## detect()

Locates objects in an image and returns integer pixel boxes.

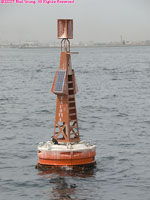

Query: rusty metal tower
[51,19,80,143]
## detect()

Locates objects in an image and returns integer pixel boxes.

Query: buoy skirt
[37,141,96,167]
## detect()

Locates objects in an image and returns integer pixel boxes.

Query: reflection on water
[37,167,96,200]
[37,166,96,177]
[49,176,76,200]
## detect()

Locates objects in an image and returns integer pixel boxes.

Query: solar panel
[54,70,66,93]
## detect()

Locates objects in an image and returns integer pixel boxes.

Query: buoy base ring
[36,161,96,170]
[37,140,96,168]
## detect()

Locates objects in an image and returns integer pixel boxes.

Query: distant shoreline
[0,44,150,49]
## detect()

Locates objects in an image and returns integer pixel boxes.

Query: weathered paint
[37,141,96,166]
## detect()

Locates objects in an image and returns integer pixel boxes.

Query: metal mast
[51,19,80,143]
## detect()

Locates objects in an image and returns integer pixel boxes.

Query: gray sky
[0,0,150,43]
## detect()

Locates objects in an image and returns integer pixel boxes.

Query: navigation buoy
[37,19,96,168]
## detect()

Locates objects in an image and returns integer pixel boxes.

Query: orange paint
[38,150,96,166]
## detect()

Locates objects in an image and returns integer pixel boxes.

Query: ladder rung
[69,113,76,116]
[69,107,76,110]
[68,88,74,90]
[69,101,75,103]
[70,120,77,122]
[68,81,73,83]
[69,95,74,98]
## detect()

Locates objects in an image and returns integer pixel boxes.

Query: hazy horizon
[0,0,150,43]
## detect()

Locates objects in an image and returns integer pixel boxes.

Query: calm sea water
[0,46,150,200]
